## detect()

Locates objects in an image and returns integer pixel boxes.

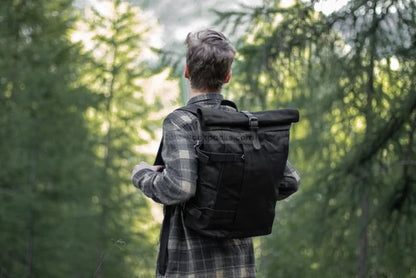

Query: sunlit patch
[390,57,400,71]
[354,117,365,131]
[314,0,350,15]
[310,262,319,270]
[280,0,295,8]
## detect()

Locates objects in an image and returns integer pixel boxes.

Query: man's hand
[131,162,164,181]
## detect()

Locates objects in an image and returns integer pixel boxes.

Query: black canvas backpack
[155,99,299,274]
[156,99,299,236]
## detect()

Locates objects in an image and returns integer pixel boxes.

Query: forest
[0,0,415,277]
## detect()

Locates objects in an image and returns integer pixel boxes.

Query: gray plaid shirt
[132,93,300,277]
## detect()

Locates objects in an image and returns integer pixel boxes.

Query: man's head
[185,29,235,92]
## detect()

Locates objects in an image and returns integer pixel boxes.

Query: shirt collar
[186,93,224,105]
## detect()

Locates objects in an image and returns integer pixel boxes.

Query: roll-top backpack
[180,100,299,238]
[155,99,299,274]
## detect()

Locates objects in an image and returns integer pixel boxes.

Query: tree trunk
[25,146,37,278]
[357,188,369,278]
[95,41,118,278]
[357,4,377,275]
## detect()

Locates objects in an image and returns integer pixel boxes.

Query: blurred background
[0,0,415,277]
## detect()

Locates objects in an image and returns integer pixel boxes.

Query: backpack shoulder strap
[157,205,174,275]
[154,138,164,166]
[217,99,238,111]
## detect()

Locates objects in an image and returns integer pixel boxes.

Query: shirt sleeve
[132,111,198,205]
[277,160,301,200]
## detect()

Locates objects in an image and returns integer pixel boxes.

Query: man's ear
[184,64,190,79]
[224,70,232,84]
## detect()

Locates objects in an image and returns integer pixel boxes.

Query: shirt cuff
[132,168,154,190]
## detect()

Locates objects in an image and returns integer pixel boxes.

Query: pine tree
[216,0,416,277]
[0,0,100,277]
[76,1,160,277]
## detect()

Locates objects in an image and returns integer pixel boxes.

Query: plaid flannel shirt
[132,93,301,278]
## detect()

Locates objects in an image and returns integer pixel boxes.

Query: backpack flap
[197,108,299,128]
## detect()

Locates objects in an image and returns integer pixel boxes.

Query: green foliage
[0,0,101,276]
[0,0,159,277]
[77,1,160,277]
[2,0,415,277]
[217,0,416,277]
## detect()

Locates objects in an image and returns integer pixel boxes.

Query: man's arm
[277,161,301,200]
[131,111,198,205]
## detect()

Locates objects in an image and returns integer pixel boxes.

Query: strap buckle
[248,116,258,130]
[241,111,261,150]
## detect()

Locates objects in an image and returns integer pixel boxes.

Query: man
[131,29,300,277]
